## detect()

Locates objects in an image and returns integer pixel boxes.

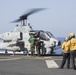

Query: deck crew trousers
[36,46,41,56]
[70,50,76,69]
[60,53,70,68]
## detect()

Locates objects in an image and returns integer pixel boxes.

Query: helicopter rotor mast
[12,8,46,26]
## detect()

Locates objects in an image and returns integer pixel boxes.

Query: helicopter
[0,8,61,55]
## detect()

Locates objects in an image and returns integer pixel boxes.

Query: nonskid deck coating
[0,55,76,75]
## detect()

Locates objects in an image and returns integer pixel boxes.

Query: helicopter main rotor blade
[11,19,21,23]
[12,8,46,23]
[20,8,46,19]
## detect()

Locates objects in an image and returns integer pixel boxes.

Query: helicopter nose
[57,41,61,46]
[53,40,61,46]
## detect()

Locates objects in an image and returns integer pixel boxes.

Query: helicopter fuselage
[0,25,61,54]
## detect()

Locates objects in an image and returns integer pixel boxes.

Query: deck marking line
[0,58,20,61]
[45,60,59,68]
[45,57,59,68]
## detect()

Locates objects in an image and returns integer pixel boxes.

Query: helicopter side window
[17,32,23,40]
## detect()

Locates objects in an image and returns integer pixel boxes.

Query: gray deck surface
[0,55,76,75]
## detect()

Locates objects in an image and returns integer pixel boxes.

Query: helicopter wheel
[21,48,29,56]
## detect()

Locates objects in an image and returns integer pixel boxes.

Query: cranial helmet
[69,32,75,38]
[64,36,69,41]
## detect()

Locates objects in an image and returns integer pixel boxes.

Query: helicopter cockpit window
[40,31,49,40]
[45,31,54,38]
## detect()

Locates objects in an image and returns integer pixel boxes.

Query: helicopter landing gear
[12,51,15,56]
[45,47,54,55]
[5,50,8,54]
[23,48,29,55]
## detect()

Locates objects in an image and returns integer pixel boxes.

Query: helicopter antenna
[11,8,46,26]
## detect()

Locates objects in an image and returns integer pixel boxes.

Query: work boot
[73,67,76,70]
[58,66,63,69]
[67,66,70,69]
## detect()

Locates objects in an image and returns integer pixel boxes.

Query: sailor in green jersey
[29,34,35,56]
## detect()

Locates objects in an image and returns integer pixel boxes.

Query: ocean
[54,37,64,54]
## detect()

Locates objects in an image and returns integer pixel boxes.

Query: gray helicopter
[0,8,61,55]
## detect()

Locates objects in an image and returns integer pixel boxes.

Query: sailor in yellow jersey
[60,36,70,69]
[67,33,76,70]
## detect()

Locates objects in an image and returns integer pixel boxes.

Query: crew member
[36,38,43,56]
[67,33,76,70]
[35,31,42,56]
[60,36,70,69]
[29,33,35,56]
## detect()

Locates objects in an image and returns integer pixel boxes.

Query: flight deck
[0,54,76,75]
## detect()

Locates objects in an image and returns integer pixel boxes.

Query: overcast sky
[0,0,76,37]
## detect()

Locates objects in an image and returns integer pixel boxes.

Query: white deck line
[45,57,59,68]
[0,58,20,61]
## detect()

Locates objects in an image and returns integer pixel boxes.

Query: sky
[0,0,76,37]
